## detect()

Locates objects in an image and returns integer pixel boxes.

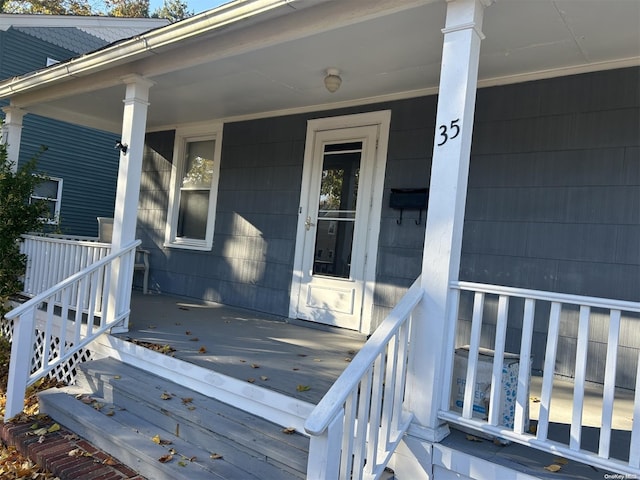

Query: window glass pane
[313,145,361,279]
[34,179,59,199]
[177,190,210,239]
[182,140,215,188]
[44,200,57,219]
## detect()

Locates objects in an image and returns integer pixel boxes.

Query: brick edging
[1,416,146,480]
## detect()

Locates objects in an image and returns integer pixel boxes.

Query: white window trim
[31,176,63,225]
[164,124,223,251]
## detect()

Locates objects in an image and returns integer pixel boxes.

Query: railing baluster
[352,368,373,479]
[537,301,561,441]
[41,300,56,370]
[488,295,508,426]
[364,354,385,476]
[391,321,410,438]
[380,333,398,447]
[598,309,621,458]
[630,351,640,468]
[463,292,484,419]
[515,298,535,434]
[440,287,461,412]
[570,306,590,451]
[340,391,357,477]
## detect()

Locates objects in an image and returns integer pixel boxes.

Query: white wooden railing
[20,234,111,297]
[305,278,423,480]
[3,241,140,420]
[439,281,640,476]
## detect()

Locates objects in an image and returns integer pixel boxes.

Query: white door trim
[289,110,391,334]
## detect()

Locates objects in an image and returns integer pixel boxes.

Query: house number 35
[437,119,461,146]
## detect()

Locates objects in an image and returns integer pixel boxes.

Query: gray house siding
[0,26,121,237]
[458,66,640,388]
[137,67,638,386]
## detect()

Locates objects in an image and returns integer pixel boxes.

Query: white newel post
[405,0,492,444]
[1,106,25,173]
[108,75,153,332]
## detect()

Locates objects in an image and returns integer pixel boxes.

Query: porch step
[38,357,309,480]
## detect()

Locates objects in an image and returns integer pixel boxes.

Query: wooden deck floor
[120,291,366,405]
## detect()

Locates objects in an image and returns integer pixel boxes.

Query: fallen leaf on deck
[296,385,311,392]
[113,375,121,380]
[106,410,115,417]
[282,427,296,435]
[80,396,94,404]
[198,346,207,354]
[178,460,187,467]
[211,453,223,460]
[529,424,538,434]
[260,376,268,381]
[160,393,172,400]
[185,331,192,335]
[465,435,483,442]
[531,396,540,403]
[158,454,173,463]
[344,358,352,362]
[251,363,260,368]
[239,359,247,363]
[313,358,322,362]
[103,457,118,465]
[47,423,60,433]
[152,434,172,445]
[247,378,256,383]
[181,397,193,404]
[64,433,79,440]
[31,428,48,436]
[169,448,177,454]
[544,464,562,472]
[348,350,356,355]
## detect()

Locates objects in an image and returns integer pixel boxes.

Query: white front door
[291,112,390,331]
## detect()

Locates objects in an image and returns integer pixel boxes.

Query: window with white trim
[165,125,223,250]
[31,177,63,225]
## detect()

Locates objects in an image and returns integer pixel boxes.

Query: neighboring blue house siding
[0,26,120,236]
[18,115,119,236]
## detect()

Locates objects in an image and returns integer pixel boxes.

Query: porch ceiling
[2,0,639,133]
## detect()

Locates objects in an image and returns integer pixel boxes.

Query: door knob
[304,216,316,231]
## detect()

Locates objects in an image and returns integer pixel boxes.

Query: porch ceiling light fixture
[324,68,342,93]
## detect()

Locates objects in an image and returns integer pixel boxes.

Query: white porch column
[1,106,25,173]
[406,0,492,442]
[112,74,153,249]
[108,74,153,332]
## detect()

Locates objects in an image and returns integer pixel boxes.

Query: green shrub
[0,141,48,317]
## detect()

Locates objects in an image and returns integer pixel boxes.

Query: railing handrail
[304,276,423,436]
[21,233,109,247]
[6,240,139,320]
[452,280,640,313]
